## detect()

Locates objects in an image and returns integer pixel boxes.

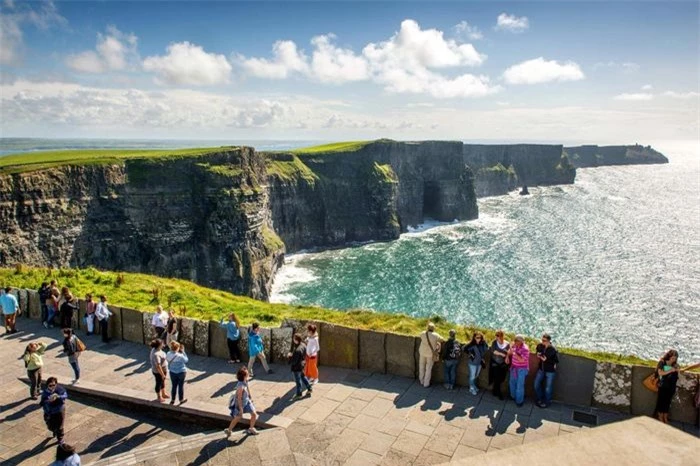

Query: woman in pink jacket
[507,335,530,407]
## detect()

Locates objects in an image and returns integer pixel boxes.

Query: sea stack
[520,185,530,195]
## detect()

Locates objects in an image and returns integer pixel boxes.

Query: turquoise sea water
[272,140,700,363]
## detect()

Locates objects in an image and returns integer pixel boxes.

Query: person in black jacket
[288,333,313,401]
[534,333,559,408]
[38,282,50,324]
[59,290,78,330]
[441,329,462,390]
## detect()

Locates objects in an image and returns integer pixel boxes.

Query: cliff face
[0,148,283,300]
[565,145,669,168]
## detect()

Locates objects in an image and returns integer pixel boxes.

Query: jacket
[290,343,306,372]
[24,343,47,370]
[41,385,68,415]
[248,330,264,357]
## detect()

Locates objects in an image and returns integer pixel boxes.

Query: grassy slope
[0,148,229,174]
[1,267,653,366]
[292,140,373,154]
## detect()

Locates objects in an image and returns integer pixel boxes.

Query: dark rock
[520,185,530,195]
[565,144,668,168]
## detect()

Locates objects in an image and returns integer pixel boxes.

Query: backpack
[75,337,87,352]
[448,340,462,360]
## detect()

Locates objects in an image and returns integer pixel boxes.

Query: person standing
[304,324,320,384]
[224,366,259,437]
[151,305,168,340]
[59,290,78,330]
[165,310,178,351]
[166,341,188,405]
[84,294,96,336]
[289,333,313,400]
[44,280,60,329]
[489,330,510,400]
[507,335,530,407]
[41,377,68,443]
[418,323,443,388]
[149,339,169,402]
[95,295,112,343]
[220,313,241,363]
[465,331,489,395]
[441,329,462,390]
[247,323,272,377]
[534,333,559,408]
[39,282,50,326]
[23,341,47,399]
[62,328,84,384]
[0,286,19,334]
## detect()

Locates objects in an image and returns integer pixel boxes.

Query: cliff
[565,144,669,168]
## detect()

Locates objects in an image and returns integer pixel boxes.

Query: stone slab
[271,327,293,364]
[551,353,596,407]
[319,323,358,369]
[670,372,699,424]
[179,318,195,352]
[27,290,41,320]
[142,311,156,343]
[592,362,632,413]
[630,365,657,417]
[359,330,386,374]
[386,333,417,378]
[109,306,123,341]
[193,319,209,356]
[77,299,87,331]
[17,289,28,316]
[121,307,145,344]
[260,327,272,360]
[209,320,229,360]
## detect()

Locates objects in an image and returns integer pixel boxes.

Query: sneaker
[306,388,313,396]
[247,428,259,435]
[43,322,49,329]
[310,378,318,385]
[290,394,303,401]
[267,369,274,374]
[224,428,232,438]
[170,400,175,405]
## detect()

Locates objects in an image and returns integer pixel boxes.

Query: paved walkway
[2,319,698,465]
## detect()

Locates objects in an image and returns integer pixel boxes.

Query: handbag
[425,333,440,363]
[643,373,659,393]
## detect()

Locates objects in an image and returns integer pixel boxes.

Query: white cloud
[662,91,699,99]
[237,40,308,79]
[503,57,585,85]
[641,84,653,90]
[310,34,369,83]
[454,21,483,40]
[143,42,232,86]
[0,0,66,65]
[66,26,138,73]
[495,13,529,33]
[614,93,654,101]
[592,61,639,73]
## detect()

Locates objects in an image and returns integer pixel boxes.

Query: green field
[292,140,373,154]
[0,147,229,174]
[1,266,654,366]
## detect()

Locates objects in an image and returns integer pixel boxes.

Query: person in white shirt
[304,324,320,384]
[95,295,113,343]
[151,305,169,340]
[418,323,444,388]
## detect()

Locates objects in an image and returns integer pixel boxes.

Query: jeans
[69,360,80,380]
[100,319,109,342]
[170,371,186,402]
[534,370,556,405]
[509,367,528,405]
[444,359,458,386]
[41,304,48,323]
[293,371,311,396]
[468,364,482,392]
[46,304,56,326]
[27,368,42,397]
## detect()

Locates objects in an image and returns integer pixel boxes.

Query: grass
[478,163,516,176]
[265,155,320,185]
[262,225,285,252]
[1,266,656,365]
[0,147,231,174]
[292,140,373,155]
[373,162,398,183]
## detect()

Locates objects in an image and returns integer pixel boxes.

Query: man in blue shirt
[0,287,20,334]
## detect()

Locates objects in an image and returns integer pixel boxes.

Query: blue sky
[1,0,698,143]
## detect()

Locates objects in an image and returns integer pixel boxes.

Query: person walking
[220,313,241,363]
[465,331,489,395]
[149,339,169,402]
[534,333,559,408]
[84,294,96,336]
[224,366,259,437]
[289,333,313,400]
[304,324,320,384]
[507,335,530,407]
[151,305,168,340]
[59,290,78,330]
[165,309,178,350]
[0,286,19,334]
[418,323,443,388]
[23,341,47,399]
[62,328,85,384]
[95,295,112,343]
[44,280,60,329]
[247,323,272,377]
[41,377,68,443]
[51,443,81,466]
[441,329,462,390]
[489,330,510,400]
[166,341,188,405]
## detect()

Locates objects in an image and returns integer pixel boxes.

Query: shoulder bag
[642,372,659,393]
[425,333,440,363]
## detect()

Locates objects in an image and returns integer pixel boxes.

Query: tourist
[247,322,272,377]
[149,339,169,402]
[59,290,78,330]
[84,294,96,336]
[507,335,530,407]
[304,324,320,384]
[62,328,85,384]
[39,282,51,325]
[465,331,488,395]
[166,341,188,405]
[95,295,112,343]
[165,309,178,350]
[224,366,259,437]
[41,377,67,443]
[51,443,81,466]
[44,280,60,329]
[220,313,242,363]
[23,341,47,399]
[0,286,19,334]
[654,349,689,424]
[441,329,462,390]
[534,333,559,408]
[151,305,168,340]
[289,333,313,400]
[488,330,511,400]
[418,323,443,388]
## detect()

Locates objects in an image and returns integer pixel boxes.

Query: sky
[0,0,698,144]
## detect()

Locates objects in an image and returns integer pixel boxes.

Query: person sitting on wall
[533,333,559,408]
[418,323,443,388]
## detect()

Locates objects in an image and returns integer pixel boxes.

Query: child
[224,366,258,436]
[247,323,272,377]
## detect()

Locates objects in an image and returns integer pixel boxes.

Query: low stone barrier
[193,320,209,356]
[551,353,596,407]
[631,365,657,417]
[271,327,293,364]
[121,307,144,344]
[28,290,41,320]
[319,323,358,369]
[208,320,230,360]
[179,318,195,352]
[592,362,632,413]
[386,333,415,378]
[359,330,386,373]
[671,372,699,424]
[142,312,156,343]
[109,306,123,341]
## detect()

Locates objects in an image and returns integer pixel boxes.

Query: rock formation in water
[564,144,669,168]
